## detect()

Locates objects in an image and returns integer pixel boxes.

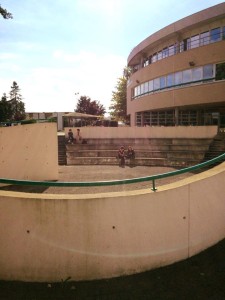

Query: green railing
[0,153,225,192]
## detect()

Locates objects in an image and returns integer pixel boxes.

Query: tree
[0,5,13,19]
[0,94,12,122]
[9,81,26,121]
[109,67,131,123]
[75,95,106,116]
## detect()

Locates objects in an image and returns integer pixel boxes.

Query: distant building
[127,3,225,127]
[26,112,70,131]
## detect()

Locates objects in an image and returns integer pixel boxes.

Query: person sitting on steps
[68,129,74,144]
[75,128,83,144]
[118,146,126,167]
[126,146,135,167]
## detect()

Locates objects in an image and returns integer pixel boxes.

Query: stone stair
[203,132,225,164]
[66,138,213,167]
[58,135,67,165]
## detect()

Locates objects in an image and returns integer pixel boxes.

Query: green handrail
[0,153,225,192]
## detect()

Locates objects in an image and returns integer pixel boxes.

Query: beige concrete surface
[0,123,58,181]
[0,163,225,282]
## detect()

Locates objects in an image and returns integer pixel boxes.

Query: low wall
[0,162,224,282]
[64,125,217,139]
[0,123,58,181]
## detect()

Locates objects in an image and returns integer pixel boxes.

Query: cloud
[19,50,126,113]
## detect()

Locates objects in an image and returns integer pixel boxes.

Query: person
[75,128,83,144]
[118,146,126,167]
[68,129,74,144]
[126,146,135,167]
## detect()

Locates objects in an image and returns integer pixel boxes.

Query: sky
[0,0,224,114]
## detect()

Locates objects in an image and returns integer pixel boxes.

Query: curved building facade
[127,3,225,127]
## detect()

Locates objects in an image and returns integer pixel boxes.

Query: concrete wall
[0,123,58,181]
[0,163,224,282]
[64,125,217,139]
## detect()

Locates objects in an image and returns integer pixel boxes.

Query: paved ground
[2,165,196,194]
[0,165,224,299]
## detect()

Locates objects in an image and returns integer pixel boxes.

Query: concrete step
[66,144,209,151]
[66,149,205,160]
[66,156,202,167]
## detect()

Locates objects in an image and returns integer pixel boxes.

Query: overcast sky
[0,0,223,113]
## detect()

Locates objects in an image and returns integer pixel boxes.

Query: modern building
[127,3,225,127]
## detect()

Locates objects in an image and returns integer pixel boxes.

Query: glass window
[137,85,141,96]
[190,35,199,49]
[174,71,182,85]
[182,70,192,83]
[203,64,214,79]
[144,82,148,93]
[200,31,210,46]
[149,80,153,92]
[152,53,157,63]
[168,45,175,56]
[160,76,166,89]
[180,41,184,52]
[136,113,142,126]
[140,83,145,94]
[162,47,169,58]
[157,51,162,60]
[153,78,160,90]
[192,67,202,81]
[149,55,152,64]
[223,26,225,40]
[210,27,221,43]
[143,58,149,67]
[215,63,225,81]
[167,74,174,87]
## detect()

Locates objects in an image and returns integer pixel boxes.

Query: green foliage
[109,66,131,123]
[216,63,225,81]
[9,81,26,121]
[0,94,12,122]
[0,82,26,122]
[20,119,37,125]
[0,5,13,19]
[75,95,106,116]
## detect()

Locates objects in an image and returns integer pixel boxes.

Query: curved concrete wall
[0,163,224,282]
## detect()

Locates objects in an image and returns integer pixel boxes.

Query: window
[137,85,141,96]
[157,51,162,60]
[160,76,166,89]
[143,58,149,67]
[162,47,169,58]
[210,27,221,43]
[216,62,225,81]
[203,64,214,79]
[182,70,192,83]
[192,67,202,82]
[152,53,157,63]
[134,87,138,98]
[167,74,174,87]
[140,83,145,94]
[136,113,142,126]
[223,27,225,40]
[149,80,153,92]
[190,35,199,49]
[168,45,175,56]
[144,82,149,93]
[153,78,160,90]
[200,31,210,46]
[180,38,189,51]
[174,71,182,85]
